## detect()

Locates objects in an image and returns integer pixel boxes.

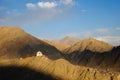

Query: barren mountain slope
[43,36,79,51]
[59,36,80,46]
[43,39,70,51]
[64,38,113,54]
[63,38,120,70]
[0,26,62,59]
[0,56,119,80]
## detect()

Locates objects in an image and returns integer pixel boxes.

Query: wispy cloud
[26,3,36,9]
[61,0,73,5]
[0,0,76,27]
[96,28,110,34]
[0,9,62,27]
[95,36,120,46]
[38,2,57,9]
[66,31,93,39]
[65,28,120,46]
[115,27,120,31]
[26,1,58,9]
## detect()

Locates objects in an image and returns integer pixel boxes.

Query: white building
[36,51,43,57]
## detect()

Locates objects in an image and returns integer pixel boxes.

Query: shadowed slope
[63,38,120,70]
[0,66,58,80]
[0,57,119,80]
[0,26,62,59]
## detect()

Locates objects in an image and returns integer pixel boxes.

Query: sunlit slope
[0,57,119,80]
[64,38,113,54]
[0,26,61,59]
[43,36,79,52]
[63,38,120,70]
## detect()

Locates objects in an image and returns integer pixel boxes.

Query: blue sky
[0,0,120,45]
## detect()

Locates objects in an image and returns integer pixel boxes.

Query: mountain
[59,36,80,46]
[0,26,62,59]
[64,37,113,54]
[43,36,79,51]
[43,39,70,52]
[63,38,120,70]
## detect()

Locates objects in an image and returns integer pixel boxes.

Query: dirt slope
[63,38,120,71]
[0,26,62,59]
[0,56,119,80]
[64,38,113,54]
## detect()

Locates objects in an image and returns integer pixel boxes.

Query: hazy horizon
[0,0,120,46]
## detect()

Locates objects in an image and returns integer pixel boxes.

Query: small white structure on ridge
[36,51,43,57]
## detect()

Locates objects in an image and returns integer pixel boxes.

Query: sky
[0,0,120,46]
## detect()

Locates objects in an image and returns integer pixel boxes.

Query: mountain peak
[64,37,113,53]
[62,36,75,39]
[86,37,96,41]
[0,26,61,59]
[60,36,79,46]
[43,36,80,51]
[0,26,22,30]
[82,37,102,44]
[11,26,24,31]
[0,26,24,33]
[0,26,9,29]
[61,36,79,41]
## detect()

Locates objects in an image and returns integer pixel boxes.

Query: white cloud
[0,1,64,26]
[0,9,61,27]
[26,3,36,9]
[65,28,120,46]
[65,31,93,39]
[0,0,77,27]
[25,0,74,10]
[38,2,57,9]
[115,27,120,30]
[26,2,58,9]
[95,36,120,46]
[96,28,110,34]
[0,0,76,26]
[61,0,73,5]
[0,4,62,27]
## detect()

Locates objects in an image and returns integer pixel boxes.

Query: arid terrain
[0,26,120,80]
[43,36,79,51]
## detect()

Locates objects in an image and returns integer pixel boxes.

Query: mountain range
[0,26,120,80]
[43,36,79,51]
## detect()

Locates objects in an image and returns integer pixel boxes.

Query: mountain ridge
[0,56,119,80]
[64,37,113,54]
[0,26,120,80]
[0,26,62,59]
[43,36,79,51]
